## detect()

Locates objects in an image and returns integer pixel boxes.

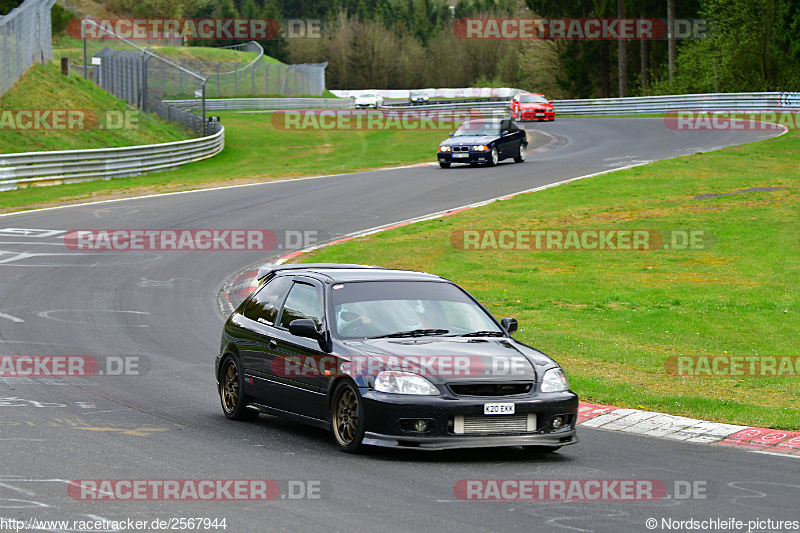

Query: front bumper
[519,110,554,120]
[438,151,492,164]
[359,389,578,450]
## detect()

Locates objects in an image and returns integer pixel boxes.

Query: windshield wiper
[369,328,450,339]
[459,331,506,337]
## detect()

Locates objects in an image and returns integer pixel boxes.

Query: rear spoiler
[256,263,380,285]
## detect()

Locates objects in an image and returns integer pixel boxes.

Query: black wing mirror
[289,319,323,340]
[448,132,454,137]
[289,319,331,351]
[500,317,518,334]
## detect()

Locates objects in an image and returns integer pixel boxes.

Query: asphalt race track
[0,118,797,533]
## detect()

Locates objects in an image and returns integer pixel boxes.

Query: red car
[510,92,555,121]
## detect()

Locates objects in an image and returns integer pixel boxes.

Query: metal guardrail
[553,92,799,115]
[0,127,224,192]
[165,98,353,111]
[384,96,512,107]
[381,92,800,115]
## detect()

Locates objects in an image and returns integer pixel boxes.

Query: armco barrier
[170,92,800,115]
[552,92,799,115]
[0,127,224,192]
[165,98,352,111]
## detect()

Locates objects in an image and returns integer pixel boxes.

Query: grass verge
[0,63,189,154]
[295,129,800,430]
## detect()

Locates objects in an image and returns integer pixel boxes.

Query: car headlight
[472,145,490,151]
[438,146,451,152]
[540,368,570,392]
[374,371,439,395]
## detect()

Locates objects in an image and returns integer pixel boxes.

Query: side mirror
[448,132,454,137]
[549,100,553,104]
[500,317,518,334]
[289,318,323,340]
[501,130,509,136]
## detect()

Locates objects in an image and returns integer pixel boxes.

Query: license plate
[484,403,515,415]
[535,113,544,117]
[452,152,468,158]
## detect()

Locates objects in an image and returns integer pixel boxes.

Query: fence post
[82,19,88,79]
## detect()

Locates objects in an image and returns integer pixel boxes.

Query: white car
[354,93,383,108]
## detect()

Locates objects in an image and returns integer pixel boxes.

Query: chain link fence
[0,0,57,97]
[80,17,222,136]
[77,17,327,135]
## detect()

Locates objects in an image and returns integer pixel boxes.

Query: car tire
[219,356,259,421]
[331,380,366,453]
[514,143,526,163]
[549,118,555,121]
[487,146,498,167]
[439,162,451,168]
[523,445,562,453]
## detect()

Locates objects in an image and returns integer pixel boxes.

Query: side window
[243,276,292,325]
[500,119,511,132]
[279,282,323,330]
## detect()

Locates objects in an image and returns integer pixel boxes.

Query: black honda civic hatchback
[216,264,578,453]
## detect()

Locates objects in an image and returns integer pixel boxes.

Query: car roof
[257,263,446,284]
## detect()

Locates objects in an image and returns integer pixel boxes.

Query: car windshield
[411,92,425,97]
[453,120,500,137]
[330,281,504,339]
[520,94,548,103]
[359,94,376,99]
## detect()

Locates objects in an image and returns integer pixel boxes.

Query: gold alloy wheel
[333,386,360,445]
[220,361,239,414]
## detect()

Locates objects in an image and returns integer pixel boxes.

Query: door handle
[269,339,277,349]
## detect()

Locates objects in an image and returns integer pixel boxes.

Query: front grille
[453,414,536,435]
[449,383,533,396]
[452,146,469,152]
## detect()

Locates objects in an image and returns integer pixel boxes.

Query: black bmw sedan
[216,264,578,453]
[437,118,527,168]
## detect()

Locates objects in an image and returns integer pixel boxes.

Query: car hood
[440,135,497,146]
[519,103,552,110]
[340,337,555,383]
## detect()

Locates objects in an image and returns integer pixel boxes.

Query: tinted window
[454,120,501,137]
[243,276,292,325]
[520,94,547,103]
[331,281,503,339]
[279,282,323,329]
